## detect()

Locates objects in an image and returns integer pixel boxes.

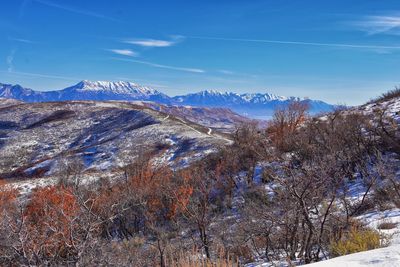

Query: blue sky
[1,0,400,105]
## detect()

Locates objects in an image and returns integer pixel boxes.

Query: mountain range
[0,80,334,119]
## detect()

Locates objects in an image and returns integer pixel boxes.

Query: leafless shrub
[238,104,391,264]
[267,100,309,152]
[367,86,400,104]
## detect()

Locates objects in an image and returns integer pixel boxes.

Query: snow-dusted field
[307,245,400,267]
[305,208,400,267]
[0,100,231,182]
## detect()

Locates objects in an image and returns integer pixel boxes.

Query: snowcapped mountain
[0,83,46,101]
[172,90,333,119]
[58,80,171,102]
[173,90,293,105]
[70,80,158,94]
[0,80,170,103]
[241,92,292,102]
[173,90,244,106]
[0,81,334,119]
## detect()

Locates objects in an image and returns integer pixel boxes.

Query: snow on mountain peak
[194,90,289,102]
[201,89,232,96]
[240,92,288,102]
[76,80,159,95]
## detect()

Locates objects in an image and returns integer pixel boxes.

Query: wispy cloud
[218,69,235,75]
[124,36,184,47]
[111,57,205,73]
[6,49,17,72]
[124,39,175,47]
[1,70,79,81]
[185,35,400,50]
[204,75,249,84]
[19,0,32,19]
[352,15,400,35]
[107,49,138,57]
[33,0,120,22]
[8,37,37,44]
[216,69,259,79]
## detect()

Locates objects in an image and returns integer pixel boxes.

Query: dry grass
[330,227,382,257]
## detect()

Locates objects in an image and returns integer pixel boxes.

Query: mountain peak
[74,80,158,95]
[79,80,138,87]
[240,92,289,102]
[200,89,232,96]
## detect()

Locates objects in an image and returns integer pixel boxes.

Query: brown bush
[24,186,80,259]
[267,100,309,152]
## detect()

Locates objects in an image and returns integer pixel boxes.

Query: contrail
[186,35,400,50]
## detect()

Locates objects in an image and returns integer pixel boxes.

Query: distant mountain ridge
[172,90,334,119]
[0,81,334,119]
[0,80,170,103]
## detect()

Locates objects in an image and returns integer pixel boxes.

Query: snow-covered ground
[306,208,400,267]
[307,244,400,267]
[0,101,231,181]
[0,97,22,107]
[362,96,400,123]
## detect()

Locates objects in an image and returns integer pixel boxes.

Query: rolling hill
[0,100,231,180]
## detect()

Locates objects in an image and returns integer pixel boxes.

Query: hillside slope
[0,97,22,108]
[140,101,252,133]
[0,101,231,179]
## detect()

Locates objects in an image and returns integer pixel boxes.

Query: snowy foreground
[247,208,400,267]
[307,244,400,267]
[308,209,400,267]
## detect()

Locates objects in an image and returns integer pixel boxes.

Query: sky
[1,0,400,105]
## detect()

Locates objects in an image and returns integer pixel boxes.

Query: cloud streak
[19,0,32,19]
[186,35,400,50]
[8,37,37,44]
[6,49,17,72]
[124,36,183,47]
[124,39,175,47]
[216,69,259,79]
[108,49,138,57]
[34,0,120,22]
[218,69,235,75]
[111,57,205,73]
[1,70,79,81]
[352,15,400,35]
